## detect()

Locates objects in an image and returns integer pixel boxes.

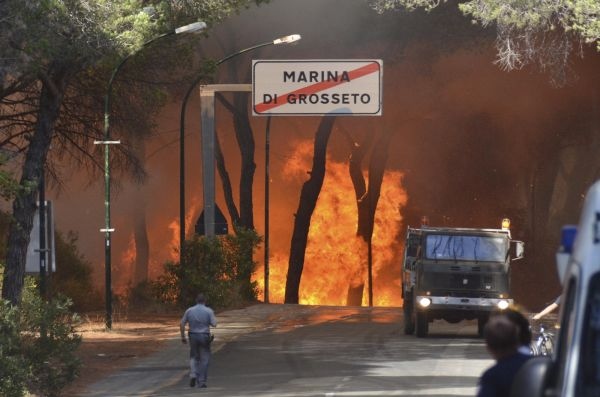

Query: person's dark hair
[504,308,532,345]
[484,314,519,353]
[196,293,206,304]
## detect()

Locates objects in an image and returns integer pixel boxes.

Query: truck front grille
[420,271,508,293]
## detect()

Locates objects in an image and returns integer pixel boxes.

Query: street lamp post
[97,21,206,330]
[179,34,301,266]
[264,116,271,303]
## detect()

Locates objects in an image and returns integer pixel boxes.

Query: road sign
[26,200,56,273]
[252,60,382,116]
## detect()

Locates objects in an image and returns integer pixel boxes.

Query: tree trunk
[133,199,149,284]
[214,93,241,227]
[345,129,392,306]
[215,125,241,226]
[345,133,371,306]
[2,65,70,304]
[131,139,150,285]
[285,117,336,304]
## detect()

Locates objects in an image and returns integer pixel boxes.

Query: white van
[512,180,600,396]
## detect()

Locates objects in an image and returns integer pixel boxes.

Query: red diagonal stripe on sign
[254,62,380,113]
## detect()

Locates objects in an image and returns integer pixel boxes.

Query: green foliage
[153,228,262,310]
[567,0,600,50]
[225,227,263,301]
[2,0,272,81]
[368,0,600,83]
[0,300,29,397]
[0,293,81,397]
[458,0,557,29]
[0,156,36,202]
[369,0,443,12]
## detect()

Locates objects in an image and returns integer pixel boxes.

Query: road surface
[83,304,493,396]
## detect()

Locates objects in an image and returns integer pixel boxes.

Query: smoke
[49,0,600,307]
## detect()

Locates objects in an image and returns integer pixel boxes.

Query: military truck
[402,220,524,337]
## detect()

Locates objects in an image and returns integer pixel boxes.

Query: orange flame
[167,197,203,262]
[255,140,407,306]
[115,234,136,294]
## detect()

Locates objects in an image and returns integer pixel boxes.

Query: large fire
[114,139,407,307]
[254,140,408,306]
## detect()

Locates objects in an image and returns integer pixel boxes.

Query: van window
[576,272,600,396]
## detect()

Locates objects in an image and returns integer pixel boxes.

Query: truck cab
[403,223,524,337]
[512,180,600,397]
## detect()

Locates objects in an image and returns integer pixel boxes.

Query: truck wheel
[403,302,415,335]
[477,316,487,337]
[415,311,429,337]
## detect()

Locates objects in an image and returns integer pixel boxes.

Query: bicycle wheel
[530,341,541,356]
[542,335,555,355]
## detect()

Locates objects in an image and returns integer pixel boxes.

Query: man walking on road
[180,293,217,388]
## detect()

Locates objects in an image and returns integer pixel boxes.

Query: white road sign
[252,59,382,116]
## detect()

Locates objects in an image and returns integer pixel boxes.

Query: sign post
[252,59,382,116]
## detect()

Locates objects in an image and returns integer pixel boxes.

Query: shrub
[0,300,30,397]
[0,288,81,397]
[153,227,262,310]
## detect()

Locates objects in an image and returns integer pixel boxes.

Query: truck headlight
[419,297,431,308]
[497,300,509,310]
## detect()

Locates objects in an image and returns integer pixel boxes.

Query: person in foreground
[180,293,217,388]
[477,314,531,397]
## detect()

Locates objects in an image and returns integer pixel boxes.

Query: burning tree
[344,125,394,306]
[285,117,336,304]
[280,120,406,306]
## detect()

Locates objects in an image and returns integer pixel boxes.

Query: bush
[0,291,81,397]
[0,300,30,397]
[126,281,176,313]
[153,227,262,310]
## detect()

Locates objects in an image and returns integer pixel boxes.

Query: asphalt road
[83,304,493,396]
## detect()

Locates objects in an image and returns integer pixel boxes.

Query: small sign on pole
[26,201,56,273]
[252,59,383,116]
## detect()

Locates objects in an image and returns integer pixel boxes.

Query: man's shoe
[200,383,207,388]
[189,378,196,387]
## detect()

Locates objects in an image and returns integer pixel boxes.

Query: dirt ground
[61,312,181,397]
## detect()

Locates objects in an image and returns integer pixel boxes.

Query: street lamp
[97,21,206,330]
[179,34,301,267]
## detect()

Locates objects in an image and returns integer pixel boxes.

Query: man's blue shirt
[181,303,217,334]
[477,352,531,397]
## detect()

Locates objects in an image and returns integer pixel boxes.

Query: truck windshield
[425,234,508,262]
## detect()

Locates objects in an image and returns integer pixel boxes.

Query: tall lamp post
[179,34,301,270]
[97,21,206,330]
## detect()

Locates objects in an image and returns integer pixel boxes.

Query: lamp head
[273,34,302,45]
[175,21,207,35]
